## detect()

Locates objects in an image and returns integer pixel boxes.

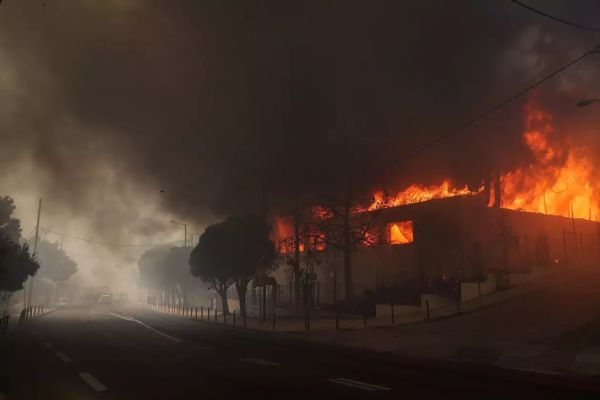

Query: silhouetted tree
[138,246,169,299]
[0,196,38,311]
[312,192,384,301]
[164,246,195,306]
[0,234,39,292]
[138,246,197,306]
[34,239,78,282]
[190,215,276,317]
[0,196,22,241]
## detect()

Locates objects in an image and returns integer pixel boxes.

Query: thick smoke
[1,0,600,239]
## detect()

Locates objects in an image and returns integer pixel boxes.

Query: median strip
[79,372,107,392]
[328,377,391,392]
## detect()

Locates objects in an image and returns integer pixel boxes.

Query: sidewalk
[147,267,574,333]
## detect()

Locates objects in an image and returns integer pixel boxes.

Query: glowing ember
[389,221,413,244]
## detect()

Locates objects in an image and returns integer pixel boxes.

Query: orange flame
[501,99,599,219]
[369,98,599,221]
[369,180,480,210]
[389,221,414,244]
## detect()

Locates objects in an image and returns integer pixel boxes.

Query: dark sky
[1,0,600,236]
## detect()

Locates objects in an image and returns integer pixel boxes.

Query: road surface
[2,303,599,399]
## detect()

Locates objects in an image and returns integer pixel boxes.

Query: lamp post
[170,220,187,248]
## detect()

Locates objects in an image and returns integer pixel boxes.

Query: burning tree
[311,190,385,301]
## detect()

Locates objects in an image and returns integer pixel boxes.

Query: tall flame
[369,98,599,220]
[501,99,599,219]
[369,180,480,210]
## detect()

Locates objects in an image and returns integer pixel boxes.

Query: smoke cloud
[0,1,599,285]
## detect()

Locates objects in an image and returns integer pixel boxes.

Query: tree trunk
[293,195,302,312]
[217,285,229,315]
[343,187,353,301]
[235,280,248,318]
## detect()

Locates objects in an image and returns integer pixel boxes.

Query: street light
[576,99,600,107]
[170,220,187,248]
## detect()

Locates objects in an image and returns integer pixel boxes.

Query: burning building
[267,97,600,316]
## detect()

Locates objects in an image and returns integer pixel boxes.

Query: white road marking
[55,352,71,363]
[43,342,53,349]
[328,378,391,392]
[79,372,107,392]
[109,312,183,343]
[240,357,280,367]
[502,366,561,376]
[193,345,213,352]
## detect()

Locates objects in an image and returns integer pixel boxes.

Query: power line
[375,46,599,176]
[39,227,184,248]
[511,0,600,32]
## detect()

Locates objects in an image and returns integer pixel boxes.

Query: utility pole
[26,198,42,309]
[170,220,187,248]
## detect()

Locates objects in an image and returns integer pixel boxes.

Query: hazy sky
[1,1,599,287]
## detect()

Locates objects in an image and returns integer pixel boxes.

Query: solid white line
[328,379,377,391]
[503,366,561,376]
[240,357,280,367]
[109,312,183,343]
[79,372,107,392]
[55,352,71,363]
[328,378,391,391]
[335,378,391,391]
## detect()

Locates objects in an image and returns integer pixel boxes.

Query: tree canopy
[190,215,276,316]
[138,245,198,305]
[34,239,78,282]
[0,196,22,241]
[0,196,38,293]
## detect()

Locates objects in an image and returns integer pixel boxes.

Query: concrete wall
[420,293,454,310]
[461,274,496,303]
[376,303,420,317]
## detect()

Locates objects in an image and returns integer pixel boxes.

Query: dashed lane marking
[79,372,107,392]
[240,357,280,367]
[328,378,391,392]
[43,342,53,349]
[193,345,214,352]
[500,366,561,376]
[55,352,71,363]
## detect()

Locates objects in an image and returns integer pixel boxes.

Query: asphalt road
[2,303,599,400]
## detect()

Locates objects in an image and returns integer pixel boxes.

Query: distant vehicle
[98,294,113,304]
[118,292,129,303]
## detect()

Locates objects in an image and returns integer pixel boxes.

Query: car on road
[98,294,113,304]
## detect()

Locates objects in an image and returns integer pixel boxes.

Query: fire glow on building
[373,98,599,221]
[273,97,600,252]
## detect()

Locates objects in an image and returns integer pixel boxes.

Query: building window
[388,221,414,245]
